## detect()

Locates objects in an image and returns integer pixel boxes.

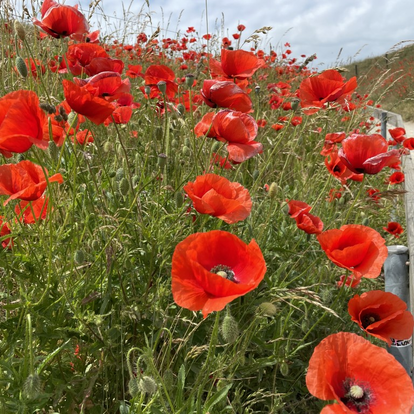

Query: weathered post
[381,111,387,139]
[384,245,412,378]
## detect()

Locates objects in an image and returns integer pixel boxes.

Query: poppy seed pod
[157,81,167,94]
[157,153,167,169]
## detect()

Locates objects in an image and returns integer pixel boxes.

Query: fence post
[381,111,387,139]
[383,245,413,380]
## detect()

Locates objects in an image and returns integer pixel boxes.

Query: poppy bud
[16,56,28,78]
[118,178,130,196]
[67,111,77,127]
[128,378,139,398]
[279,361,289,377]
[301,319,309,333]
[48,141,59,161]
[103,142,113,153]
[40,102,56,114]
[115,168,124,182]
[182,146,191,156]
[138,375,158,395]
[184,137,191,147]
[91,240,100,251]
[175,192,184,208]
[108,170,116,178]
[14,20,26,41]
[257,302,277,316]
[157,81,167,95]
[132,175,140,187]
[162,369,174,391]
[144,85,151,96]
[221,314,239,344]
[176,103,185,115]
[74,250,85,264]
[23,373,41,400]
[171,139,178,148]
[268,182,278,199]
[361,217,370,226]
[158,153,167,169]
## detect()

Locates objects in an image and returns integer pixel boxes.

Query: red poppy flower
[348,290,414,345]
[366,188,381,202]
[201,80,253,113]
[0,90,48,157]
[320,132,346,156]
[403,138,414,150]
[210,49,265,79]
[324,150,363,184]
[72,129,94,145]
[66,43,123,76]
[317,224,387,279]
[210,153,232,170]
[0,160,63,205]
[33,0,89,39]
[338,134,400,175]
[74,71,131,101]
[63,79,115,125]
[194,112,217,138]
[171,230,266,318]
[389,127,406,143]
[290,116,302,126]
[144,65,178,99]
[183,174,252,224]
[299,69,357,114]
[212,110,262,163]
[383,221,404,237]
[0,217,13,249]
[388,171,405,185]
[287,200,323,234]
[15,195,49,224]
[306,332,414,413]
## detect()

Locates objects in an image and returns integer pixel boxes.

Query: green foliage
[0,1,407,413]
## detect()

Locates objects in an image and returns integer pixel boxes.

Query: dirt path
[404,121,414,137]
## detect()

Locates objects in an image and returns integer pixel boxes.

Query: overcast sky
[27,0,414,67]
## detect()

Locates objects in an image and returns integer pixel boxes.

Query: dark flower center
[210,264,238,283]
[341,378,372,413]
[361,312,380,329]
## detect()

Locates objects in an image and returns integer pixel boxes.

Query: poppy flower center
[211,264,238,283]
[361,312,380,328]
[341,378,372,412]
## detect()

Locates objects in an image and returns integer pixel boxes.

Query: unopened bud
[182,146,191,156]
[139,376,157,395]
[158,153,167,169]
[175,192,184,208]
[118,177,130,196]
[115,168,124,182]
[162,369,174,391]
[268,182,278,199]
[128,378,139,398]
[14,20,26,41]
[15,56,28,78]
[221,314,239,344]
[74,249,85,264]
[103,142,113,153]
[257,302,277,317]
[23,373,41,400]
[279,361,289,377]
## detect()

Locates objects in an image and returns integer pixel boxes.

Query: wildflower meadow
[1,0,414,413]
